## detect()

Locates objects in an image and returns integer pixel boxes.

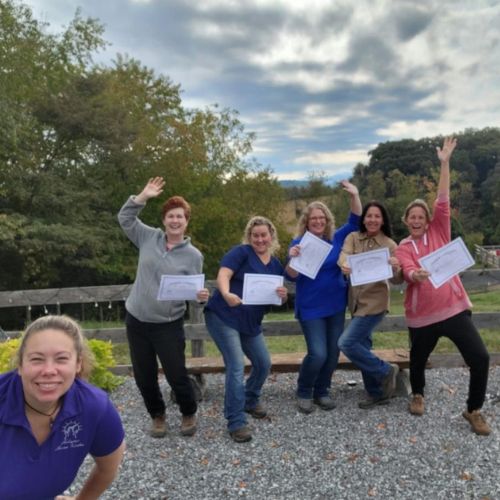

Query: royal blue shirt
[288,213,360,321]
[0,371,125,500]
[205,244,285,336]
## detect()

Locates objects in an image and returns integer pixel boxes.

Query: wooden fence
[475,244,500,268]
[1,270,499,367]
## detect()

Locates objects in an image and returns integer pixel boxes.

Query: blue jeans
[297,312,345,399]
[338,313,389,398]
[204,310,271,432]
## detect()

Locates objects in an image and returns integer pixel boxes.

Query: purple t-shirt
[0,371,124,499]
[205,244,285,336]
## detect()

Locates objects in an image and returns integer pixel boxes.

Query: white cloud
[22,0,500,180]
[293,148,370,166]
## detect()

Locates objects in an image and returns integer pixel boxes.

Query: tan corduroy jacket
[338,231,403,316]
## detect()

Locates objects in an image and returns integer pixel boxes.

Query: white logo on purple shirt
[55,420,84,450]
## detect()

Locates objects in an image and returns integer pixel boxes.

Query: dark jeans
[126,312,197,418]
[409,310,489,412]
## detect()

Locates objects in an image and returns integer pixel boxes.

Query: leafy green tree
[0,1,287,290]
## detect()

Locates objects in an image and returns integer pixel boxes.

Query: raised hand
[341,180,362,215]
[436,137,457,164]
[136,177,166,203]
[340,180,359,197]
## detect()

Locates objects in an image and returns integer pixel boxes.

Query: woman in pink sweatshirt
[395,137,490,436]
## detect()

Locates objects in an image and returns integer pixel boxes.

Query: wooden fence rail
[1,272,499,370]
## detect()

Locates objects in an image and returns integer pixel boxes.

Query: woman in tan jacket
[337,201,403,409]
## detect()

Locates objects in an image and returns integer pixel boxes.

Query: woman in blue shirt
[204,216,288,443]
[0,315,125,500]
[287,181,361,414]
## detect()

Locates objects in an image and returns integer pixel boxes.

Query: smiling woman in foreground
[0,315,125,499]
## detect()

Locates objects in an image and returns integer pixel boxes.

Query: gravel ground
[68,366,500,500]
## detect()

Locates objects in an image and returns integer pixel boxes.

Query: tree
[0,1,287,289]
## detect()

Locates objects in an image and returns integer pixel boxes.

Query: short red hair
[161,196,191,220]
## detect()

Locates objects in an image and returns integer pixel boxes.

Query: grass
[84,288,500,365]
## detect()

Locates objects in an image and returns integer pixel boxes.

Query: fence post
[188,303,205,358]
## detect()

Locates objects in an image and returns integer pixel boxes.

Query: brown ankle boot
[150,415,167,438]
[409,394,424,416]
[180,414,197,436]
[463,410,491,436]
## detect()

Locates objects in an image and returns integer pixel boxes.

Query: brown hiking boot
[229,426,252,443]
[245,402,268,419]
[180,414,197,436]
[381,364,399,399]
[409,394,424,416]
[150,415,167,438]
[463,410,491,436]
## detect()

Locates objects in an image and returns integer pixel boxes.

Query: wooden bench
[151,349,412,402]
[184,349,410,375]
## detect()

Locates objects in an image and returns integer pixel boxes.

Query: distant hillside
[279,173,349,189]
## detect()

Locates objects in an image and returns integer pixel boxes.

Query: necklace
[24,398,60,426]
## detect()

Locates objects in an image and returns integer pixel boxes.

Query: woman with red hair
[118,177,209,439]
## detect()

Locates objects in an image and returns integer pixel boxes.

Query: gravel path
[69,366,500,499]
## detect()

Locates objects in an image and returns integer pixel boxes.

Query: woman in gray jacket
[118,177,209,438]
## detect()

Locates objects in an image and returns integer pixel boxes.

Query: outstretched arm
[56,441,125,500]
[436,137,457,197]
[341,180,362,216]
[134,177,166,204]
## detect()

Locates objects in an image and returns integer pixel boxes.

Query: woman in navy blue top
[204,216,288,443]
[286,181,361,414]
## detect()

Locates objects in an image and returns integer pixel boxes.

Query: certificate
[288,231,332,279]
[157,274,205,301]
[347,247,393,286]
[242,273,284,305]
[418,237,474,289]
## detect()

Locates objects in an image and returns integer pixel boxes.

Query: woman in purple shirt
[0,315,125,500]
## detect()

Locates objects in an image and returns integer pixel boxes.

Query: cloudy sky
[26,0,500,180]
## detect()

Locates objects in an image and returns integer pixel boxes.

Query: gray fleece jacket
[118,196,203,323]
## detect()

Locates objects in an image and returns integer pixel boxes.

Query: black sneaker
[358,396,390,409]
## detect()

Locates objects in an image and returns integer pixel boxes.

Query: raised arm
[134,177,166,204]
[341,180,362,216]
[436,137,457,197]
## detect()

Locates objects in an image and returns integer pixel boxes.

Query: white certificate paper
[347,247,393,286]
[418,237,474,289]
[242,273,284,305]
[289,231,332,279]
[157,274,205,301]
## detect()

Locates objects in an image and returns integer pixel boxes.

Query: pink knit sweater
[395,194,472,328]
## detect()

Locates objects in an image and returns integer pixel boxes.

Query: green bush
[0,337,124,392]
[87,339,125,392]
[0,338,20,373]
